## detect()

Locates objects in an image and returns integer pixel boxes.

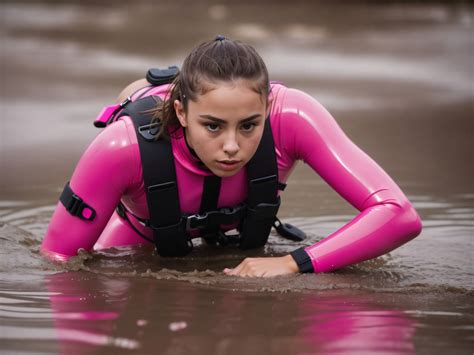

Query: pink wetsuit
[41,83,422,272]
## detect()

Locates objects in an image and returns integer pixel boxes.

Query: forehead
[189,80,266,117]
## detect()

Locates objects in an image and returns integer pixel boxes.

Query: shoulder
[270,83,328,118]
[270,83,330,131]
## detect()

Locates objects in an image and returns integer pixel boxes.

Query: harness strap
[119,96,192,256]
[115,94,280,255]
[239,118,280,249]
[199,175,222,244]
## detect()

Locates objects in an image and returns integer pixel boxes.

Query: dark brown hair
[153,36,270,139]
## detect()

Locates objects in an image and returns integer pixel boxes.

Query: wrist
[289,247,314,273]
[283,254,299,273]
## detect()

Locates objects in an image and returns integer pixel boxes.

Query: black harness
[116,95,281,256]
[60,67,307,259]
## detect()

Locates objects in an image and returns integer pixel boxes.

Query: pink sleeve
[280,88,422,273]
[41,120,138,260]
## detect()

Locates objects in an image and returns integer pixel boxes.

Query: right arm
[41,118,139,261]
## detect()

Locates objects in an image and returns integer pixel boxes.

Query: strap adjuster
[59,182,96,221]
[184,204,246,230]
[138,122,161,141]
[67,194,96,221]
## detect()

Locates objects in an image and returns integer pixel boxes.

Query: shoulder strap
[239,117,280,249]
[119,96,192,257]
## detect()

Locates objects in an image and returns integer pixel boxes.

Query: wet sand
[1,1,473,354]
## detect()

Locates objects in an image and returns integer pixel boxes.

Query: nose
[222,132,239,157]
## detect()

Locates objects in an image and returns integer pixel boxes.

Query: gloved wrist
[290,247,314,273]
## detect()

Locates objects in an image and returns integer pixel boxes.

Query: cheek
[190,131,218,157]
[247,127,265,150]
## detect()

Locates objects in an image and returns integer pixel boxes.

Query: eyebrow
[198,114,261,124]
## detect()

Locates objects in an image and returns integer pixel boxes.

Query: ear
[174,99,188,127]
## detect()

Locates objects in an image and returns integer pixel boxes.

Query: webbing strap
[199,175,221,214]
[199,175,222,244]
[122,96,192,256]
[239,118,280,249]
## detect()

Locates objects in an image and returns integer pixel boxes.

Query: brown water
[1,1,473,354]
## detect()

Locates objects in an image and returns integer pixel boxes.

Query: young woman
[41,36,422,277]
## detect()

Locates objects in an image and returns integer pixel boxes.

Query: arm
[283,88,422,273]
[41,119,138,261]
[225,87,421,277]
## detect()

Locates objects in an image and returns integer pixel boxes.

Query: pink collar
[170,126,214,176]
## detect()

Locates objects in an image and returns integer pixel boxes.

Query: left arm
[226,88,422,277]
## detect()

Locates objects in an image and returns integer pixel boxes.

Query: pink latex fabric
[41,83,422,273]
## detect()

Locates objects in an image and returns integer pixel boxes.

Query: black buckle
[66,194,96,221]
[138,122,161,141]
[146,66,179,86]
[60,182,96,221]
[185,204,246,230]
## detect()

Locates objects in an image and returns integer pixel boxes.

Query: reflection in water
[40,272,416,354]
[299,298,416,354]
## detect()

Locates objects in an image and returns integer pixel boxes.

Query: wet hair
[152,36,270,139]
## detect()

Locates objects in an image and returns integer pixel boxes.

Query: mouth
[216,160,242,171]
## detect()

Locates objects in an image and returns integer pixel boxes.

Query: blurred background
[1,0,472,207]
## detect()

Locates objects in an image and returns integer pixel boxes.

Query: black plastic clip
[273,218,306,241]
[146,66,179,86]
[138,122,161,141]
[59,182,96,221]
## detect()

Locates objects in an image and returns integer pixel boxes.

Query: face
[174,79,269,177]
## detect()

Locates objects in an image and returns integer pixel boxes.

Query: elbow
[364,189,422,242]
[392,201,423,244]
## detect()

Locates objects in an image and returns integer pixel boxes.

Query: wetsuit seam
[276,86,297,166]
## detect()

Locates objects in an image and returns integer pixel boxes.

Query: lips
[216,160,241,171]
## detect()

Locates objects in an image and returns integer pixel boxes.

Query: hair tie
[214,35,227,41]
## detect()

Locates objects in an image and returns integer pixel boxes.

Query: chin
[211,166,243,178]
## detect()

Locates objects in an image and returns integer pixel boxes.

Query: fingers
[225,258,249,276]
[223,258,266,277]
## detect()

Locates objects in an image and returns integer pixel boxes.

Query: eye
[205,123,220,132]
[240,122,256,132]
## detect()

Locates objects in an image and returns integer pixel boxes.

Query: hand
[223,255,299,278]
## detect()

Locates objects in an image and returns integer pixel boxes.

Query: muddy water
[1,1,473,354]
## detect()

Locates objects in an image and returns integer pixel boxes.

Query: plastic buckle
[67,194,96,221]
[185,213,208,230]
[185,204,246,231]
[138,122,161,141]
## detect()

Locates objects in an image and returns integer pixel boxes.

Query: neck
[183,127,203,162]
